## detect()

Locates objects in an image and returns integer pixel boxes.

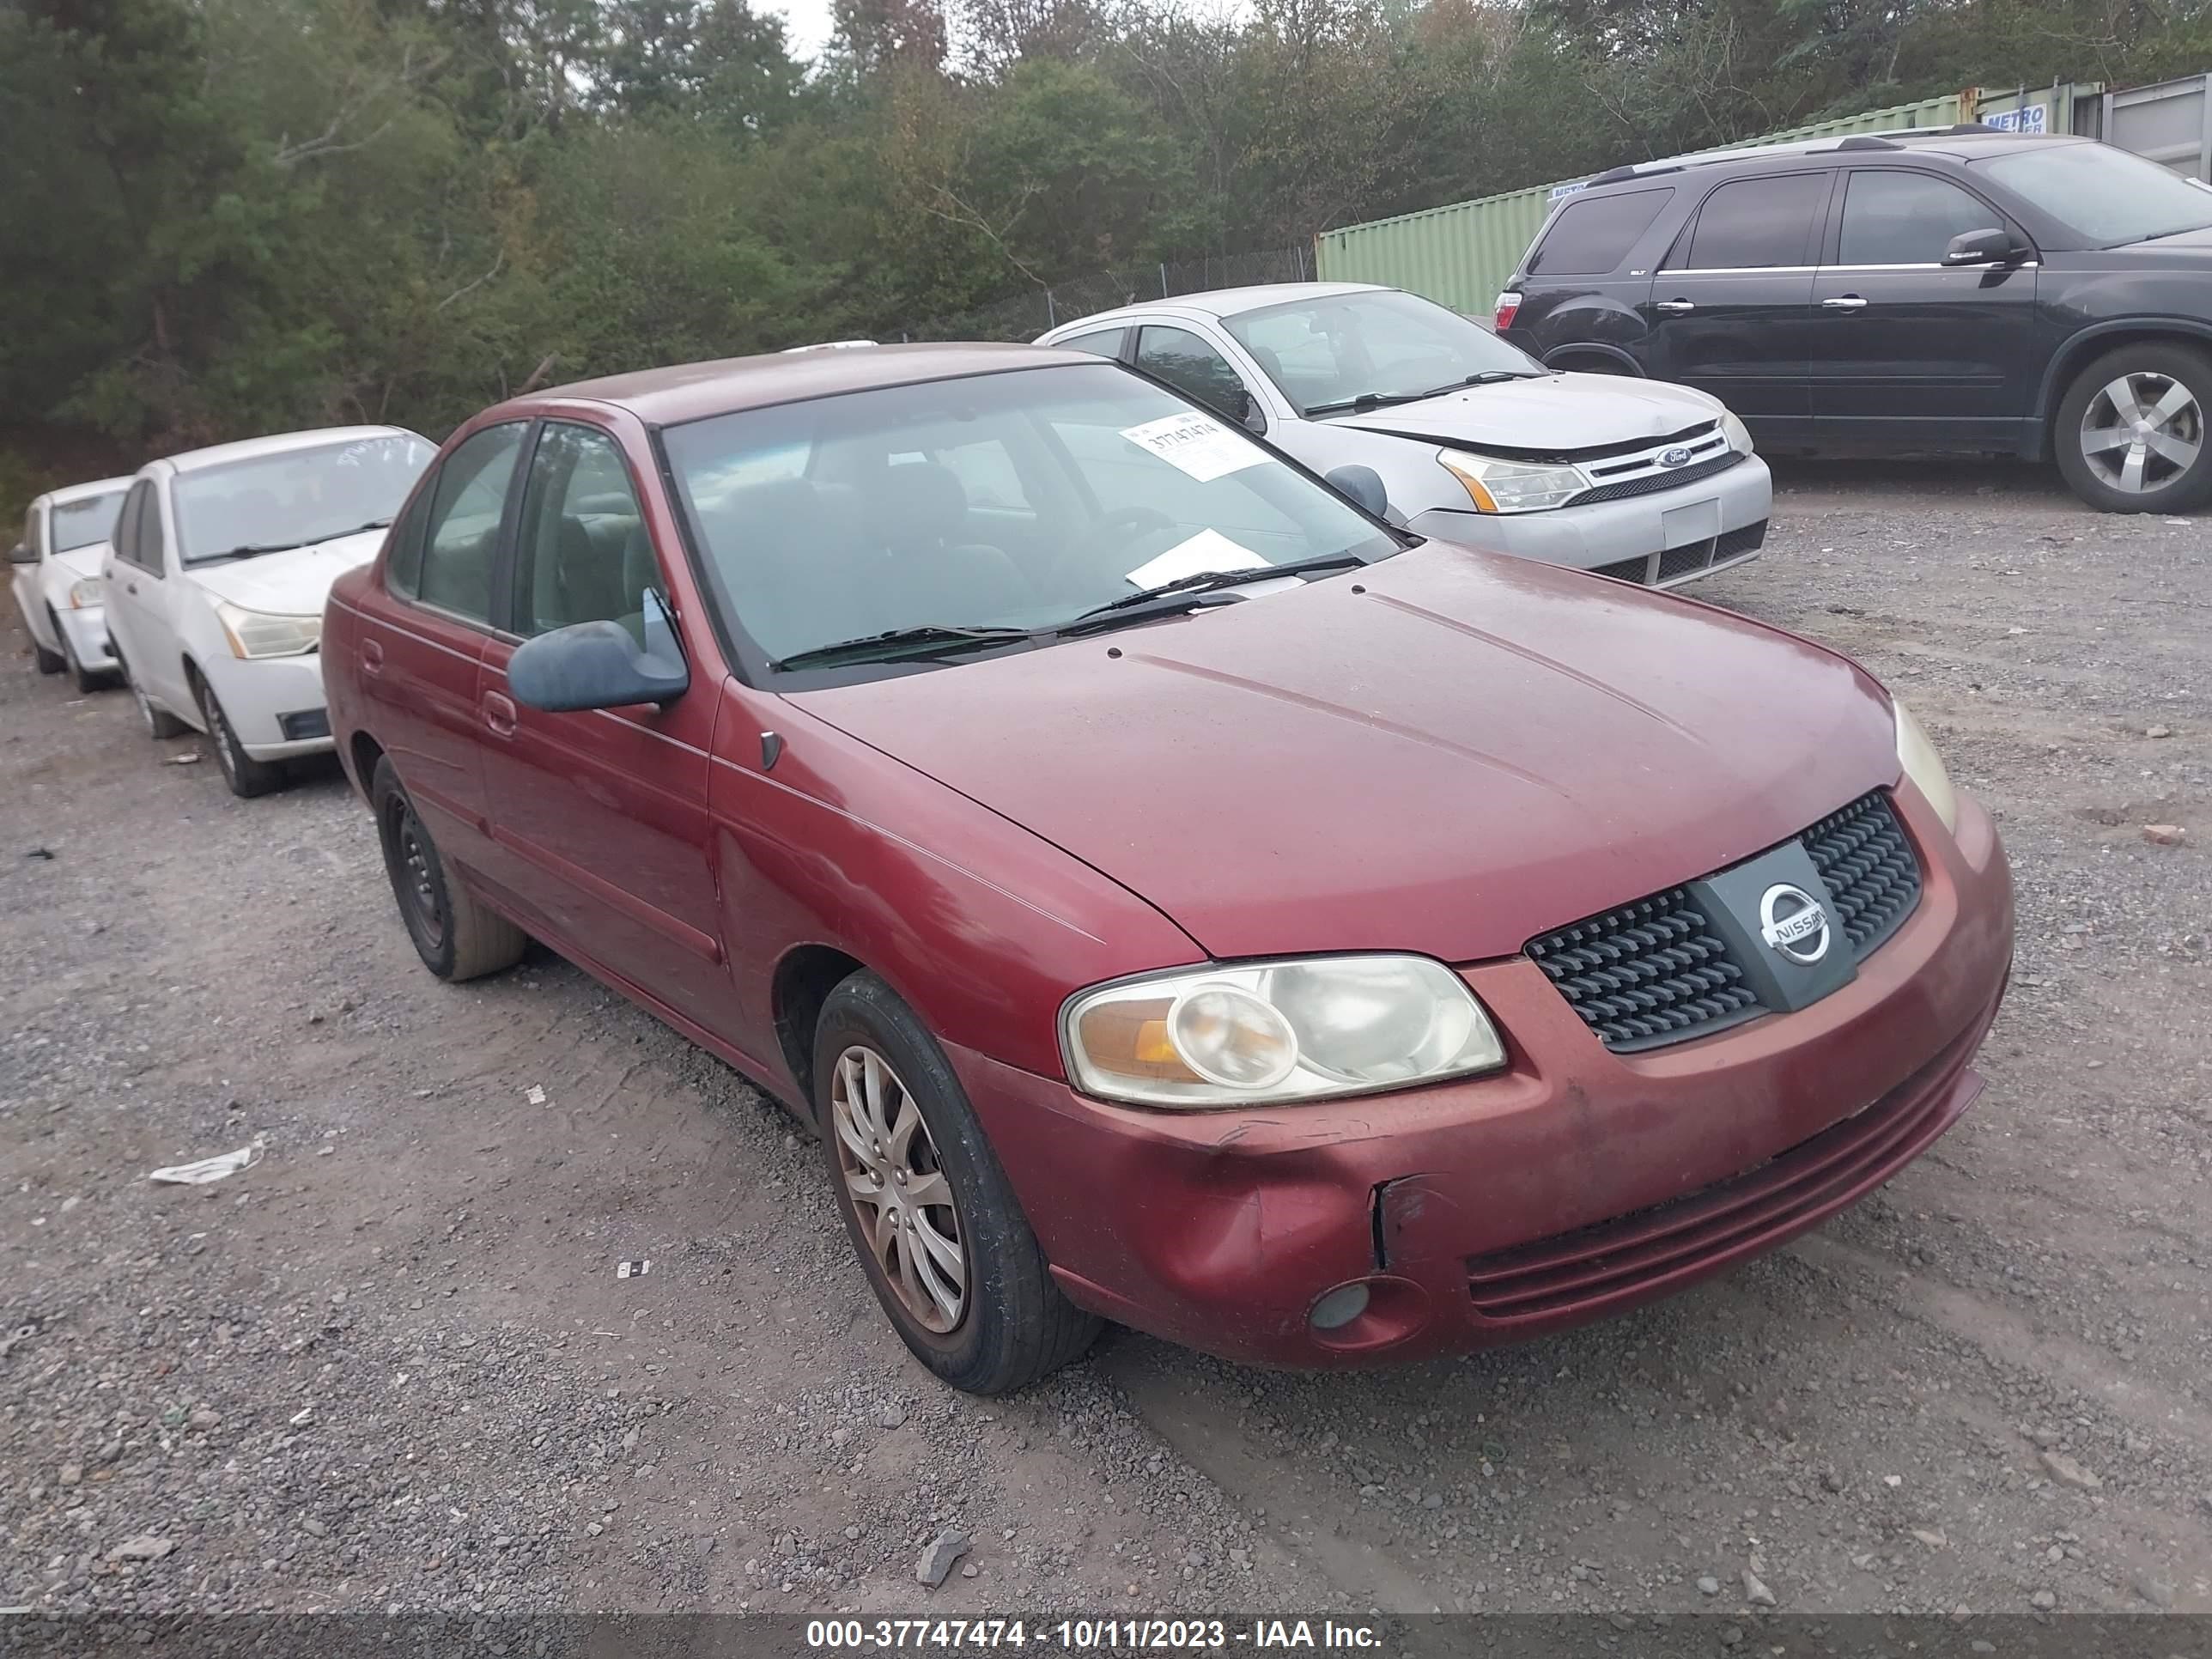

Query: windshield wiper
[191,542,307,565]
[1305,369,1537,416]
[773,623,1038,671]
[1414,369,1542,397]
[1060,554,1367,635]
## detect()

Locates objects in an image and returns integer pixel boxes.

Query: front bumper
[1407,453,1772,587]
[201,652,336,760]
[954,781,2011,1369]
[56,606,116,672]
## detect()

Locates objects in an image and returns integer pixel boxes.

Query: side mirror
[7,543,32,565]
[1942,228,2019,266]
[508,589,689,713]
[1326,464,1390,520]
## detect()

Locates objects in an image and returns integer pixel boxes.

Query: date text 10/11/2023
[805,1618,1386,1650]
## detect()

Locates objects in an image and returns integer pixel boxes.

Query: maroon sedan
[324,345,2013,1394]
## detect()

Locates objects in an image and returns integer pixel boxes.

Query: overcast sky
[769,0,837,62]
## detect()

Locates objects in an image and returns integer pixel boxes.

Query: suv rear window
[1528,188,1674,276]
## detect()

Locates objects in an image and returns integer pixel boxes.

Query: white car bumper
[199,651,336,760]
[57,605,117,672]
[1407,453,1772,588]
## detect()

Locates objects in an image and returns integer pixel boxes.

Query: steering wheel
[1050,505,1179,597]
[1093,506,1176,544]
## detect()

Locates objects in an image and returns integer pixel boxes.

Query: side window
[1529,188,1675,276]
[416,422,526,624]
[1838,171,2005,265]
[1135,325,1261,429]
[1678,174,1828,270]
[511,422,657,638]
[1055,328,1127,359]
[26,506,44,561]
[116,483,153,572]
[383,472,436,598]
[140,485,170,573]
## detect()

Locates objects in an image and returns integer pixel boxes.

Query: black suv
[1497,129,2212,512]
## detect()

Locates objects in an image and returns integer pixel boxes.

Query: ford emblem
[1659,446,1693,467]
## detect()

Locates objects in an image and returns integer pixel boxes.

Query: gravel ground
[2,455,2207,1620]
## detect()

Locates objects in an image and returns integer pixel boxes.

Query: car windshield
[173,434,434,565]
[1222,289,1545,416]
[1974,143,2212,246]
[661,362,1401,672]
[51,490,125,554]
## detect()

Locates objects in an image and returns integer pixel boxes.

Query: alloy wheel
[830,1044,966,1334]
[203,692,238,784]
[2080,371,2203,494]
[131,678,159,736]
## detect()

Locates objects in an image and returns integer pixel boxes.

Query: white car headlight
[1061,954,1507,1109]
[67,578,101,609]
[215,599,322,659]
[1893,698,1958,833]
[1438,452,1586,514]
[1719,411,1754,453]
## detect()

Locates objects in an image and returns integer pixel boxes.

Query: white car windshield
[1224,289,1547,416]
[661,361,1401,672]
[175,434,434,566]
[51,490,126,554]
[1975,143,2212,246]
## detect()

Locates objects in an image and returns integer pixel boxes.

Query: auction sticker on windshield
[1120,412,1268,483]
[1124,528,1272,589]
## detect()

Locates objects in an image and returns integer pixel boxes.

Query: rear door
[1644,171,1834,433]
[1808,166,2041,446]
[103,479,182,707]
[475,417,728,1034]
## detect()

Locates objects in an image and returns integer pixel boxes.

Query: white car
[102,426,434,797]
[10,476,131,691]
[1038,282,1772,588]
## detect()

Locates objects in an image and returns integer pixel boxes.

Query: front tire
[54,614,107,694]
[193,675,285,799]
[371,757,526,981]
[32,624,64,675]
[814,972,1100,1395]
[2055,343,2212,513]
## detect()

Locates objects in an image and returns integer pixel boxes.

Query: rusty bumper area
[952,786,2013,1370]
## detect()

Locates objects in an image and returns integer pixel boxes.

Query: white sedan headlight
[1719,411,1754,453]
[215,599,322,659]
[1893,698,1959,833]
[67,578,101,609]
[1439,452,1585,514]
[1061,954,1507,1109]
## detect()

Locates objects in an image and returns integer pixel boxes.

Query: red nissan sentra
[324,345,2013,1394]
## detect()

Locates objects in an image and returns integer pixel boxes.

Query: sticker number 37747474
[1119,412,1269,483]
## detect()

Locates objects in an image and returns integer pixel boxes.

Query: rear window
[1528,188,1674,276]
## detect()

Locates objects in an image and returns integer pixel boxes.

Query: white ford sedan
[102,426,434,797]
[10,476,131,690]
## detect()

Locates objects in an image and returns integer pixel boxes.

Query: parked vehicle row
[1498,128,2212,513]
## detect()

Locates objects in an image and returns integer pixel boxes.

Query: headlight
[215,599,321,659]
[1438,452,1586,514]
[1720,411,1754,453]
[1061,954,1508,1109]
[1893,698,1958,833]
[67,578,101,609]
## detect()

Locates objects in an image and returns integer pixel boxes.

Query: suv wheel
[813,971,1100,1395]
[370,757,527,980]
[2056,343,2212,513]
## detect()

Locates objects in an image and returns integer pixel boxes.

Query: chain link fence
[891,245,1314,343]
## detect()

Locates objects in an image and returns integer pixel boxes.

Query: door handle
[125,582,138,595]
[483,690,517,738]
[361,638,385,676]
[1822,295,1869,311]
[1654,299,1696,313]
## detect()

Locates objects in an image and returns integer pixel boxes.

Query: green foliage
[8,0,2211,463]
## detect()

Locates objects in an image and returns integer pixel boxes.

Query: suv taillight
[1493,291,1522,332]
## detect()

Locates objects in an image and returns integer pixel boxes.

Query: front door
[1643,171,1834,434]
[1808,166,2041,447]
[475,418,728,1034]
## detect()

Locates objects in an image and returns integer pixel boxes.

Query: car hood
[1323,373,1723,456]
[185,530,386,613]
[791,544,1902,964]
[55,544,110,582]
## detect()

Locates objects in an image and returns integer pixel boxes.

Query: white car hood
[185,529,386,614]
[1323,372,1723,455]
[55,544,110,582]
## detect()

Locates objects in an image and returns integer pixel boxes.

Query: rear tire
[32,632,64,674]
[118,647,187,738]
[814,971,1100,1395]
[2055,342,2212,514]
[371,757,526,981]
[193,674,285,799]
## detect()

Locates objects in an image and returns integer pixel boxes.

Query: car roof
[39,475,133,509]
[1047,283,1384,333]
[160,425,422,476]
[1580,130,2089,191]
[527,343,1094,428]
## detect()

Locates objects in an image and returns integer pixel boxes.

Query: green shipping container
[1316,84,2099,315]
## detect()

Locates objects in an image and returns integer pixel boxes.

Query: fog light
[1309,1281,1371,1332]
